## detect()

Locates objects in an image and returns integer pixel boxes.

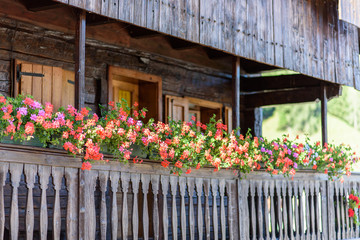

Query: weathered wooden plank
[309,181,315,239]
[109,171,120,240]
[233,0,246,57]
[281,181,288,239]
[344,181,350,239]
[0,162,8,240]
[52,167,64,240]
[131,173,140,240]
[293,181,300,240]
[327,181,336,240]
[121,172,130,239]
[38,165,50,240]
[187,177,195,240]
[304,182,310,240]
[226,180,236,240]
[64,168,78,240]
[142,174,151,240]
[146,0,160,31]
[269,181,276,240]
[32,64,43,103]
[161,175,170,240]
[265,0,274,65]
[169,176,178,240]
[203,179,211,240]
[314,181,320,239]
[9,163,22,240]
[195,178,203,240]
[250,181,256,240]
[75,10,86,110]
[99,171,109,240]
[335,181,341,240]
[256,181,263,240]
[151,174,160,240]
[288,181,294,240]
[273,0,284,66]
[320,181,328,240]
[299,181,305,238]
[263,181,270,240]
[186,0,199,43]
[219,179,226,239]
[352,25,360,89]
[340,182,346,239]
[179,177,187,240]
[108,0,118,19]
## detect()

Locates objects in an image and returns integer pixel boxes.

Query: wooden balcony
[0,143,358,239]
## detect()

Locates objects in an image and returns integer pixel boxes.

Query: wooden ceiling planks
[51,0,360,90]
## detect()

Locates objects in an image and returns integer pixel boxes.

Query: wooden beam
[232,57,241,131]
[86,13,116,26]
[126,24,161,39]
[205,48,230,59]
[241,75,321,92]
[321,84,328,144]
[244,84,340,108]
[166,37,199,50]
[75,10,86,110]
[24,0,62,12]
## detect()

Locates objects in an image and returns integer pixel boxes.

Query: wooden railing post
[75,10,86,110]
[321,83,328,145]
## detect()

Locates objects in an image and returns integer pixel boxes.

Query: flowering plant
[0,94,357,178]
[348,191,360,224]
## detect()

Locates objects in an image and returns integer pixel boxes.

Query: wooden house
[0,0,359,239]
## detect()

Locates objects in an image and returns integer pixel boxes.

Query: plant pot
[130,144,148,159]
[0,136,44,148]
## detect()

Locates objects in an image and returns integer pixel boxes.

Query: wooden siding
[339,0,360,28]
[54,0,360,90]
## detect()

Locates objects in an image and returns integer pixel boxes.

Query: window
[108,66,162,122]
[165,95,232,131]
[14,60,75,111]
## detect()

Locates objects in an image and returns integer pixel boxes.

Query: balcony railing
[0,143,358,240]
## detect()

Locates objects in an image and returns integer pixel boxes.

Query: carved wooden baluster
[304,182,310,240]
[255,181,263,240]
[211,179,219,240]
[327,181,336,240]
[226,180,235,240]
[161,175,170,240]
[9,163,22,240]
[24,164,36,240]
[121,172,130,240]
[219,179,226,240]
[292,181,299,240]
[320,181,328,240]
[281,181,288,240]
[131,173,140,240]
[269,181,276,240]
[142,174,150,240]
[242,180,250,240]
[334,181,341,239]
[151,175,160,240]
[0,162,8,240]
[170,176,178,240]
[309,181,315,240]
[263,181,270,240]
[314,181,320,240]
[203,179,211,240]
[341,183,346,239]
[179,177,187,240]
[250,181,256,240]
[344,182,350,239]
[99,171,109,240]
[298,181,305,239]
[275,181,283,239]
[288,181,294,240]
[195,178,204,240]
[38,165,51,240]
[109,172,120,240]
[65,168,78,240]
[52,167,64,240]
[187,177,195,240]
[79,169,98,240]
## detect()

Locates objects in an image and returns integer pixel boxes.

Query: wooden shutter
[15,60,75,111]
[165,95,189,123]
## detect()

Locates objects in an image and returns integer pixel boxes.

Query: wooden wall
[55,0,360,90]
[0,16,233,112]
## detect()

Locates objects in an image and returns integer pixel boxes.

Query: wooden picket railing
[0,143,359,240]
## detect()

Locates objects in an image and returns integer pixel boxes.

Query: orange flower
[175,161,183,168]
[81,162,92,171]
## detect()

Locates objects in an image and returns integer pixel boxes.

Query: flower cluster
[0,94,357,178]
[348,192,360,224]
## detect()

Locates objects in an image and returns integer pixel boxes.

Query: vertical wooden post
[321,84,328,145]
[232,57,241,132]
[75,10,86,110]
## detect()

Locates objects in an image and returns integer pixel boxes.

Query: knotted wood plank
[65,168,78,240]
[24,164,36,240]
[151,175,160,240]
[52,167,64,240]
[161,175,170,240]
[0,162,8,240]
[38,165,51,240]
[110,171,120,240]
[141,174,150,240]
[99,171,109,240]
[170,175,178,240]
[9,163,22,240]
[131,173,140,240]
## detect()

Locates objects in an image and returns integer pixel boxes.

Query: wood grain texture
[99,171,109,240]
[187,177,195,240]
[141,174,150,240]
[38,165,51,240]
[151,174,160,240]
[195,178,203,240]
[131,173,140,240]
[170,176,178,240]
[65,168,78,240]
[52,167,64,240]
[161,175,169,240]
[9,163,22,240]
[109,171,120,240]
[179,177,186,240]
[121,172,130,239]
[203,179,211,240]
[0,162,8,240]
[24,164,36,240]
